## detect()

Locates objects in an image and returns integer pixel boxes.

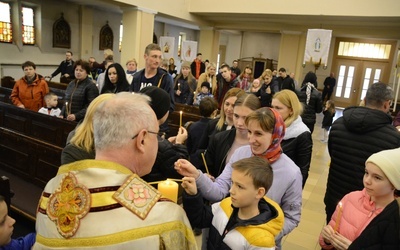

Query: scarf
[284,116,309,140]
[303,82,317,105]
[258,108,286,163]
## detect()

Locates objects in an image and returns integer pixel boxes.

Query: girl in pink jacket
[319,148,400,249]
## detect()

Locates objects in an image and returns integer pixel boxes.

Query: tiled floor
[281,109,342,250]
[195,109,343,249]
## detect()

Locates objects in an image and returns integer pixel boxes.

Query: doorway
[332,59,388,107]
[330,38,396,108]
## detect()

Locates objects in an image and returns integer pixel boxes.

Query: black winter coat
[202,129,236,177]
[281,130,312,188]
[142,138,188,182]
[61,143,94,165]
[348,198,400,250]
[63,77,99,121]
[324,106,400,222]
[197,118,229,151]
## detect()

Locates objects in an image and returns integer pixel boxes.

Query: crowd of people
[3,42,400,249]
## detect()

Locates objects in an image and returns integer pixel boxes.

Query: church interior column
[198,27,220,64]
[79,6,93,60]
[278,31,303,76]
[121,7,157,69]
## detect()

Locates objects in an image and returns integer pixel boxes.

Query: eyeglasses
[131,130,166,141]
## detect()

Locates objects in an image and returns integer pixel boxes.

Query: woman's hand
[182,177,197,195]
[176,90,181,96]
[66,114,76,121]
[330,232,352,250]
[175,159,200,178]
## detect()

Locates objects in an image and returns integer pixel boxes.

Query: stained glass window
[0,2,12,43]
[22,6,34,45]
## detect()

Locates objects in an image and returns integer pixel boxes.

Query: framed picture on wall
[99,22,113,50]
[53,13,71,48]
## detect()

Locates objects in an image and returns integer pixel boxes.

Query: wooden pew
[0,102,76,218]
[167,103,202,135]
[0,176,13,209]
[0,87,12,104]
[0,100,203,219]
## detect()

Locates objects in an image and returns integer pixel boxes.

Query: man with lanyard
[130,43,174,133]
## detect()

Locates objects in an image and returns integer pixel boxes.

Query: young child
[182,156,284,249]
[187,97,218,168]
[38,92,61,117]
[0,195,35,250]
[193,81,214,106]
[319,147,400,249]
[321,100,335,142]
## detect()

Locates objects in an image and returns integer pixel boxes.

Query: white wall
[241,32,281,60]
[220,33,241,66]
[154,21,199,71]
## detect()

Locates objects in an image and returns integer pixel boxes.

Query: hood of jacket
[284,116,310,140]
[342,106,393,134]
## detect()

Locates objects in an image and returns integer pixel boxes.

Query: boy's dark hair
[199,97,218,117]
[200,81,211,91]
[232,156,273,192]
[74,59,91,74]
[278,67,286,72]
[220,64,230,71]
[44,92,58,102]
[22,61,36,70]
[66,51,73,56]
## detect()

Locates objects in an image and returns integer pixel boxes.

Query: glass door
[332,59,361,107]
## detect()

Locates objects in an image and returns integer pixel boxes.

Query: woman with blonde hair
[174,61,197,104]
[61,93,115,164]
[258,69,277,107]
[201,93,261,177]
[272,90,312,187]
[197,62,217,96]
[197,88,245,150]
[168,58,177,78]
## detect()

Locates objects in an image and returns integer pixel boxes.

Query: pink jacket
[319,189,384,249]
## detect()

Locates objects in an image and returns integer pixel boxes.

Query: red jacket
[11,74,49,112]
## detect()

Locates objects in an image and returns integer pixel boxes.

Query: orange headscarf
[256,108,286,163]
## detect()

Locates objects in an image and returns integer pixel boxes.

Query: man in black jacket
[48,51,75,83]
[322,72,336,102]
[277,68,295,91]
[140,86,188,183]
[324,82,400,224]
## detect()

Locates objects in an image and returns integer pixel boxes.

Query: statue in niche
[53,13,71,48]
[99,22,113,50]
